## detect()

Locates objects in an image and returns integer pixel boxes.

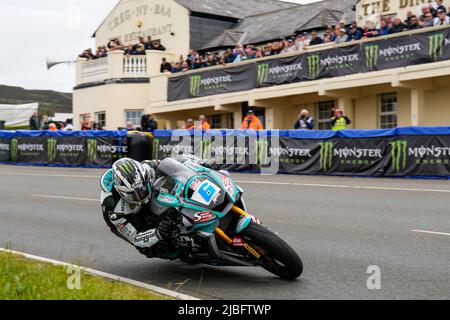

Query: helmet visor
[119,185,151,204]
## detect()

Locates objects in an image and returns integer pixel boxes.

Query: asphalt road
[0,165,449,300]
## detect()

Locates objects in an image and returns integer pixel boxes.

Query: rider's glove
[156,220,178,241]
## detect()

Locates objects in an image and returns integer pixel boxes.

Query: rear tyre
[242,223,303,280]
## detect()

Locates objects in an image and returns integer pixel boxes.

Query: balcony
[75,50,175,87]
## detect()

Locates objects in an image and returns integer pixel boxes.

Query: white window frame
[125,110,144,128]
[316,100,335,130]
[379,93,398,129]
[95,111,106,128]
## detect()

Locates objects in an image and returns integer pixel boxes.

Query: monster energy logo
[429,33,445,60]
[200,140,213,160]
[10,138,18,162]
[319,142,333,172]
[390,140,408,173]
[255,140,269,166]
[257,64,269,85]
[190,75,201,96]
[47,139,57,162]
[152,139,160,159]
[87,139,97,163]
[307,55,320,79]
[365,45,379,69]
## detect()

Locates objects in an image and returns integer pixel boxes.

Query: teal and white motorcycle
[148,157,303,280]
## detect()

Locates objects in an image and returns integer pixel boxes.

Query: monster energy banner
[10,137,47,164]
[47,137,86,165]
[168,28,450,101]
[152,130,450,177]
[86,136,115,167]
[168,64,257,102]
[0,138,10,162]
[256,55,304,87]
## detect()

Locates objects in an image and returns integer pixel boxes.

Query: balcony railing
[81,58,108,82]
[123,55,147,76]
[75,50,175,86]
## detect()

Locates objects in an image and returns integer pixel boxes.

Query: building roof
[175,0,298,19]
[200,0,357,50]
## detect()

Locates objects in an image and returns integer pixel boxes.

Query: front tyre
[242,223,303,280]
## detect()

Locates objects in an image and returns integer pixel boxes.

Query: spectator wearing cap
[241,111,264,131]
[309,31,323,45]
[334,28,349,43]
[348,24,363,41]
[435,0,446,13]
[183,119,195,130]
[434,9,450,25]
[281,38,296,54]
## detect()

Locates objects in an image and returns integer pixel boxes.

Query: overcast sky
[0,0,321,93]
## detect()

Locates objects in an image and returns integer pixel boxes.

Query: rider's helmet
[112,158,153,205]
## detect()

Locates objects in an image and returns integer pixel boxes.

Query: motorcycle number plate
[191,180,220,206]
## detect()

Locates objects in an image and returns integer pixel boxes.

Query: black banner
[0,138,10,162]
[256,55,304,87]
[86,136,115,167]
[10,137,47,164]
[152,134,450,177]
[168,28,450,101]
[168,64,257,102]
[47,137,86,165]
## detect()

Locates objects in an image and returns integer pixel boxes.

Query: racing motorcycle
[146,158,303,280]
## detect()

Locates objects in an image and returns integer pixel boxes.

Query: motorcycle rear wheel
[242,223,303,280]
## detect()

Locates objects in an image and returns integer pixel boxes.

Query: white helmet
[112,159,153,204]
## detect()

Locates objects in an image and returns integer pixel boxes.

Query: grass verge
[0,251,170,300]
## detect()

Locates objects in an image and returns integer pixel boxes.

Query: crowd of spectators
[79,36,166,61]
[160,1,450,73]
[29,113,76,131]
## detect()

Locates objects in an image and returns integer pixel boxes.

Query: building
[74,0,450,131]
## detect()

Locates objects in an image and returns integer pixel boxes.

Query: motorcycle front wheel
[242,223,303,280]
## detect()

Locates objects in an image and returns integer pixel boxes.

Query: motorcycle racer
[100,158,177,257]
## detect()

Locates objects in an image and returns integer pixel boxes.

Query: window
[210,114,222,129]
[125,110,143,128]
[316,101,335,130]
[379,93,398,129]
[96,112,106,128]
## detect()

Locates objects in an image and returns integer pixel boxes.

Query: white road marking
[33,195,100,202]
[0,172,99,179]
[412,230,450,237]
[0,248,199,300]
[2,171,448,194]
[235,181,450,193]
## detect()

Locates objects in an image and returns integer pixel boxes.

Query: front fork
[214,206,262,260]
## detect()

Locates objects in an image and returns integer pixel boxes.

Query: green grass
[0,252,170,300]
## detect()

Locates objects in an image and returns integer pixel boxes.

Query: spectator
[126,121,135,131]
[198,115,211,130]
[92,122,103,130]
[434,9,450,25]
[148,114,158,132]
[408,16,422,29]
[81,116,91,131]
[334,28,349,43]
[40,115,50,130]
[63,119,74,131]
[375,18,391,36]
[144,36,153,50]
[309,31,323,45]
[151,41,166,51]
[160,58,173,73]
[391,17,407,33]
[141,114,149,132]
[241,110,264,130]
[331,108,352,131]
[294,110,314,130]
[435,0,446,13]
[79,48,95,60]
[348,24,363,41]
[183,118,195,130]
[49,123,58,131]
[29,112,39,130]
